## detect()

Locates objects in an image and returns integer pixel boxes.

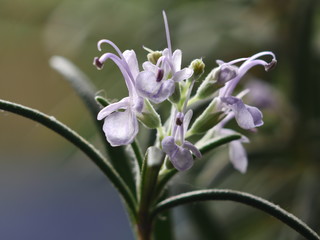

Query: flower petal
[170,147,194,171]
[172,68,193,82]
[162,48,170,58]
[183,110,193,134]
[97,97,130,120]
[132,95,144,113]
[103,108,138,146]
[172,49,182,71]
[162,136,178,157]
[183,141,202,158]
[162,137,193,171]
[221,96,262,129]
[142,61,158,73]
[135,71,162,97]
[123,50,139,79]
[246,105,264,127]
[229,140,248,173]
[150,79,175,104]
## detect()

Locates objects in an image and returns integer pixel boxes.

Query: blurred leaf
[184,203,230,240]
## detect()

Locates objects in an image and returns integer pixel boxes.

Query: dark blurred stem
[152,189,320,240]
[289,0,316,119]
[0,99,137,219]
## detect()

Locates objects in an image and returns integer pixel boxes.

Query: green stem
[137,147,164,240]
[0,99,137,218]
[131,140,144,171]
[187,95,199,106]
[155,168,177,201]
[152,189,320,240]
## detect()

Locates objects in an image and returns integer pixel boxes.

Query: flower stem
[151,189,320,240]
[131,140,144,171]
[137,147,164,239]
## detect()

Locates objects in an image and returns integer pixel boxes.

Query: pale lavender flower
[214,113,249,173]
[94,40,143,146]
[162,110,201,171]
[218,51,277,130]
[135,11,193,104]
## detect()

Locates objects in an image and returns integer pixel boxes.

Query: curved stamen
[97,52,135,97]
[218,57,248,66]
[223,52,276,97]
[98,39,124,56]
[245,51,276,63]
[224,59,270,97]
[97,39,136,84]
[162,11,173,59]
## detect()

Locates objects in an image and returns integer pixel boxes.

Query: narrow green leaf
[153,191,174,240]
[95,96,110,108]
[0,99,137,218]
[155,168,177,201]
[50,56,136,197]
[49,56,99,116]
[184,203,230,240]
[198,134,241,155]
[152,189,320,240]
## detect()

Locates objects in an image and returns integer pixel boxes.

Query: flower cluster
[94,11,276,173]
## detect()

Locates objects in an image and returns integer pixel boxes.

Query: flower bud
[188,98,226,135]
[147,51,162,65]
[195,64,238,99]
[136,99,161,129]
[189,58,205,80]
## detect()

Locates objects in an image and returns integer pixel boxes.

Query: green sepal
[195,67,225,99]
[137,99,161,129]
[188,99,226,135]
[168,82,181,104]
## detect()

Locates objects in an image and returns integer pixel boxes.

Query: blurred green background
[0,0,319,239]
